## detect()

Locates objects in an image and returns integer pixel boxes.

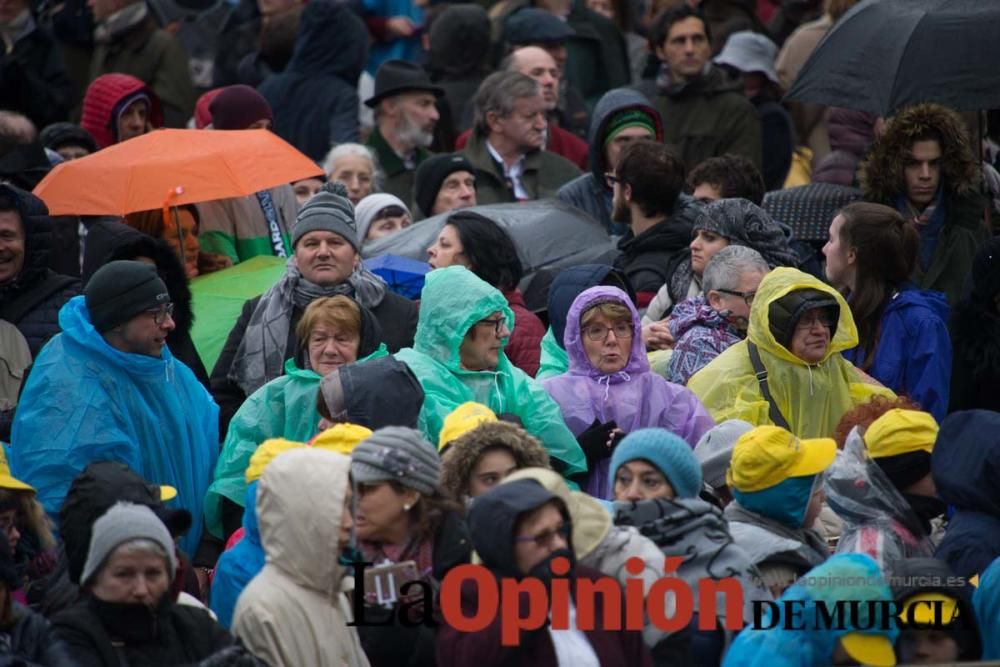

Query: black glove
[576,419,618,465]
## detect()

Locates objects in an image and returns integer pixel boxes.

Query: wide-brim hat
[364,59,445,108]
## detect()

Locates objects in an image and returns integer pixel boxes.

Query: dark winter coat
[503,287,545,377]
[932,410,1000,581]
[258,0,367,161]
[427,5,491,136]
[461,133,581,205]
[612,195,701,297]
[812,108,876,187]
[556,88,663,236]
[0,186,80,358]
[365,126,433,204]
[52,594,233,666]
[754,94,794,191]
[950,273,1000,413]
[0,602,76,667]
[210,290,418,432]
[637,66,762,172]
[0,16,75,129]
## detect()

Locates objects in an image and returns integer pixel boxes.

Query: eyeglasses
[476,316,508,336]
[582,322,633,342]
[716,288,757,307]
[604,172,622,188]
[514,522,571,549]
[146,303,174,325]
[795,310,835,331]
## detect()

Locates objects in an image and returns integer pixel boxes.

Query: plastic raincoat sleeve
[534,327,569,381]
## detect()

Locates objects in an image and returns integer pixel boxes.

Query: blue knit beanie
[609,428,702,499]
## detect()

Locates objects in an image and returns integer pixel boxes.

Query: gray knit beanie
[81,502,177,586]
[351,427,441,495]
[292,181,359,251]
[694,419,753,490]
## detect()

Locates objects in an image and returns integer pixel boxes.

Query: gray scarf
[228,259,387,395]
[94,2,148,43]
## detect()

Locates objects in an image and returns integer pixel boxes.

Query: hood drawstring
[807,364,814,396]
[597,371,632,401]
[493,371,505,413]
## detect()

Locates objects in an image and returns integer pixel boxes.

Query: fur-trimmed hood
[439,421,550,500]
[860,103,978,203]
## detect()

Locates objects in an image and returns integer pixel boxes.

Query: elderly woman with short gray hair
[666,246,770,384]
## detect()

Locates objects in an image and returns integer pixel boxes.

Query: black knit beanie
[85,260,170,332]
[413,153,475,217]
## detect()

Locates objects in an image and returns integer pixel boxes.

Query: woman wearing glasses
[688,268,894,438]
[541,285,714,498]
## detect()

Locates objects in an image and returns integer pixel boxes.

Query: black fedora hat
[365,59,445,108]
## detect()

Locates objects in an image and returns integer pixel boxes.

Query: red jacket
[455,125,589,171]
[81,73,163,149]
[503,288,545,377]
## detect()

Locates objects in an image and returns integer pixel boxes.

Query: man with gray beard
[364,59,443,202]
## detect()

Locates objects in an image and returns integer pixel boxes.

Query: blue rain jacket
[210,481,265,629]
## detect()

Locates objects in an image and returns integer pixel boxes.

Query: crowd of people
[3,0,1000,664]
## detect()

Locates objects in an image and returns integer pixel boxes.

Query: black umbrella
[785,0,1000,116]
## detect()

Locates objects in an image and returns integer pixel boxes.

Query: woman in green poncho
[205,295,386,540]
[395,265,587,478]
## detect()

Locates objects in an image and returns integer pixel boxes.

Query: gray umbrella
[362,200,618,312]
[785,0,1000,116]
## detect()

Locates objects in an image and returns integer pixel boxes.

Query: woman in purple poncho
[541,286,715,498]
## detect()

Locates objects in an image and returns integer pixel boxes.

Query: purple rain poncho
[541,286,715,498]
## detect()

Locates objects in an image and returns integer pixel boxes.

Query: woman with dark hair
[823,202,951,420]
[426,211,545,375]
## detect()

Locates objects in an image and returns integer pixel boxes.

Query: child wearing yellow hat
[0,448,55,598]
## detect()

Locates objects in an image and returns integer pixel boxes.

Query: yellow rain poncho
[687,268,892,438]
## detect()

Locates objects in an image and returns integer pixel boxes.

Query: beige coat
[232,448,369,667]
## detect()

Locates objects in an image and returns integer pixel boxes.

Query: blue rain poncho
[11,297,218,555]
[210,481,265,629]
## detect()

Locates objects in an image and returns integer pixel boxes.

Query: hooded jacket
[932,410,1000,580]
[427,5,491,135]
[80,73,165,149]
[842,286,951,420]
[395,266,586,476]
[555,89,664,236]
[541,286,714,497]
[259,0,368,161]
[535,264,634,381]
[665,296,744,385]
[688,268,892,437]
[502,287,544,377]
[232,448,369,666]
[0,185,80,358]
[812,108,875,187]
[10,297,219,556]
[210,480,263,630]
[860,103,989,305]
[722,554,898,667]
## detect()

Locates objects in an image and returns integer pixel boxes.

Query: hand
[577,419,619,464]
[642,321,674,350]
[386,16,417,38]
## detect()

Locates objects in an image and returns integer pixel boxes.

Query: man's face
[389,92,439,150]
[512,47,560,111]
[610,175,631,224]
[87,0,123,23]
[656,16,710,82]
[0,0,28,25]
[56,144,92,161]
[604,126,654,172]
[117,99,148,144]
[110,303,176,357]
[512,501,570,576]
[293,230,358,286]
[458,311,510,371]
[0,210,25,286]
[903,139,943,210]
[431,170,477,215]
[537,41,568,73]
[490,94,547,153]
[706,269,764,329]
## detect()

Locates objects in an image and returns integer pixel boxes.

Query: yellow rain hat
[438,402,497,451]
[863,409,938,458]
[245,438,306,484]
[310,423,373,455]
[727,425,836,493]
[840,632,897,667]
[0,447,35,493]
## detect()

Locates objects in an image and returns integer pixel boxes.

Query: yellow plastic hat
[159,485,177,501]
[245,438,306,484]
[900,592,959,626]
[726,425,836,493]
[0,447,34,493]
[438,402,497,451]
[310,423,373,455]
[840,632,897,667]
[863,409,938,458]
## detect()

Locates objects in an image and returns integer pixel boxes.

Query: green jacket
[395,266,586,475]
[462,133,582,204]
[535,327,569,381]
[365,126,433,203]
[196,186,298,265]
[90,16,195,128]
[912,189,988,305]
[643,66,762,173]
[204,351,386,538]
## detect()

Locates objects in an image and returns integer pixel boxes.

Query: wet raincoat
[722,553,898,667]
[541,287,714,497]
[232,448,369,666]
[206,343,387,539]
[688,268,892,438]
[395,266,586,476]
[10,297,218,556]
[973,556,1000,660]
[209,480,264,629]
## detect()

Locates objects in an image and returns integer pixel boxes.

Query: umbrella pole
[170,206,187,270]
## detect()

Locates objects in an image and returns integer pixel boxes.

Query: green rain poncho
[688,268,893,438]
[396,266,586,476]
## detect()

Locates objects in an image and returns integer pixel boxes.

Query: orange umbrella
[33,128,323,216]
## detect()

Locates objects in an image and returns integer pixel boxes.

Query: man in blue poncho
[11,260,219,556]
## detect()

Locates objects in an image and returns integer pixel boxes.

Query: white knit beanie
[81,502,177,585]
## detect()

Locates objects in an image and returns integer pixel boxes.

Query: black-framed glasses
[476,316,508,336]
[716,288,757,307]
[514,522,570,549]
[582,322,633,342]
[795,310,835,331]
[604,172,622,188]
[146,303,174,325]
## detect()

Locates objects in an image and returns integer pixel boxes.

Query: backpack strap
[747,341,791,430]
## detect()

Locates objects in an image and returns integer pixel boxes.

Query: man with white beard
[364,60,444,202]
